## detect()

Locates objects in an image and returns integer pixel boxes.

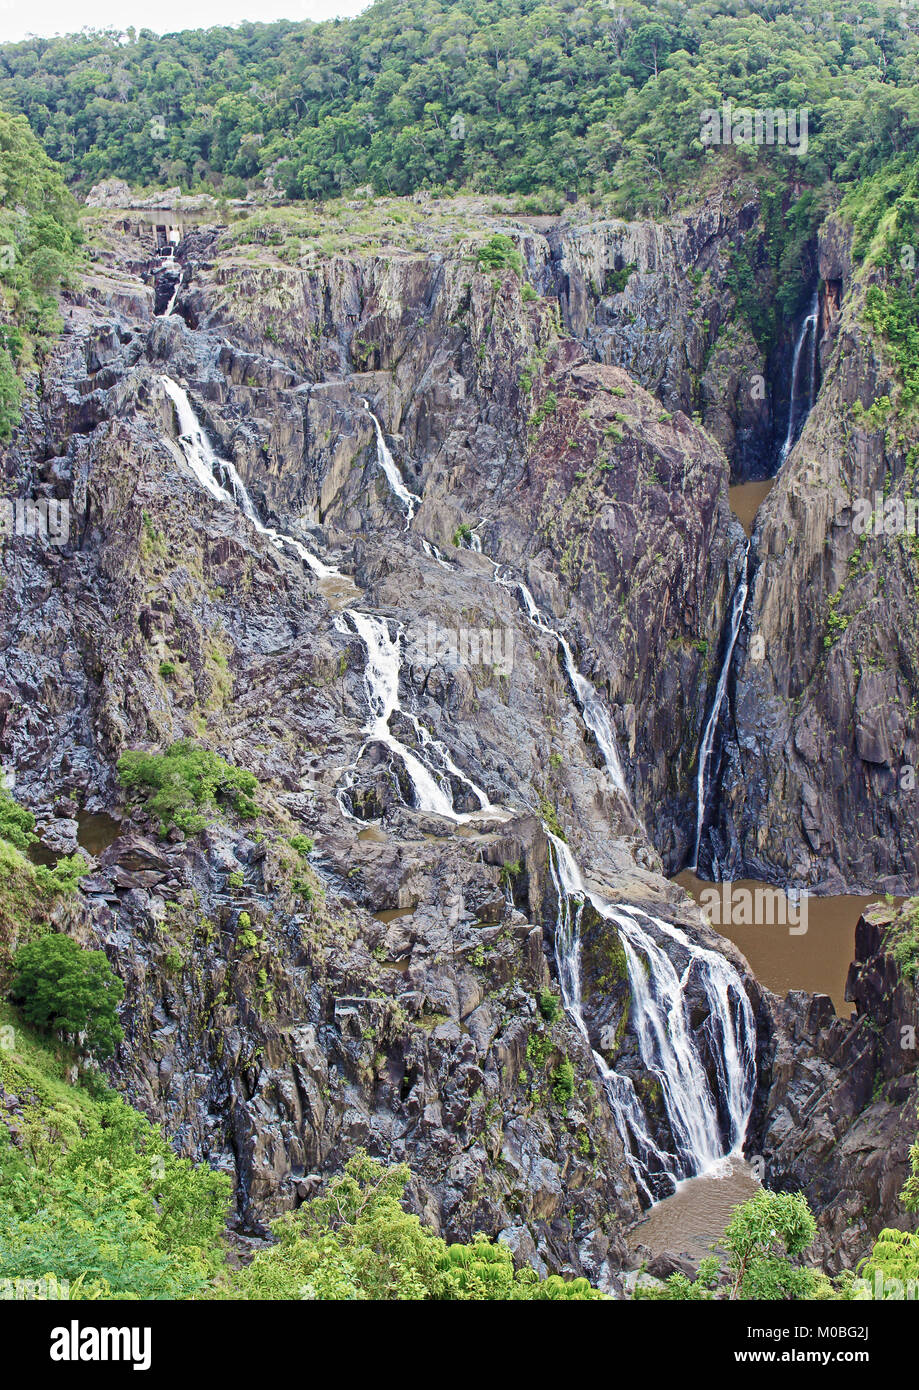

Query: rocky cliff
[712,215,919,894]
[758,901,919,1270]
[1,190,916,1283]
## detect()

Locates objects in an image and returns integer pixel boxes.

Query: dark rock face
[1,193,915,1283]
[543,193,775,481]
[757,905,919,1269]
[0,206,766,1283]
[711,215,919,894]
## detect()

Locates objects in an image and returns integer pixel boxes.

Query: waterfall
[545,832,756,1200]
[422,538,453,570]
[160,377,336,580]
[691,543,751,871]
[505,576,628,798]
[161,371,755,1210]
[363,402,420,526]
[546,832,674,1202]
[778,291,819,465]
[163,275,181,318]
[342,609,495,822]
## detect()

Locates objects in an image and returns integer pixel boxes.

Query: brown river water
[728,477,775,535]
[628,1157,761,1263]
[675,869,894,1016]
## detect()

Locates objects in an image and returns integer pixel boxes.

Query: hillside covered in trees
[0,0,917,212]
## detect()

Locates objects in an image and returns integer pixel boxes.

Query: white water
[506,576,628,797]
[546,832,756,1199]
[163,276,181,317]
[778,292,819,465]
[691,543,750,871]
[161,373,755,1209]
[161,377,336,580]
[422,538,453,570]
[363,403,420,526]
[343,609,496,823]
[547,833,673,1202]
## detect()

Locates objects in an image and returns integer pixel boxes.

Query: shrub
[0,1061,230,1299]
[33,852,89,897]
[472,233,522,279]
[604,262,636,294]
[499,858,521,887]
[537,988,561,1023]
[212,1151,602,1300]
[0,787,36,851]
[723,1189,817,1300]
[10,934,124,1058]
[289,833,314,857]
[117,739,258,834]
[551,1057,575,1105]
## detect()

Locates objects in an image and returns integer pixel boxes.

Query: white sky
[0,0,370,45]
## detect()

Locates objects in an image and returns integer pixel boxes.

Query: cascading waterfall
[161,377,337,580]
[546,831,756,1200]
[546,832,674,1202]
[422,538,452,569]
[778,291,820,465]
[363,402,420,526]
[691,292,821,869]
[341,610,495,822]
[162,370,756,1210]
[691,542,751,871]
[163,274,181,318]
[503,575,628,798]
[163,377,497,826]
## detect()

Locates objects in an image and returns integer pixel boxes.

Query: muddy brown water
[728,478,775,536]
[676,869,897,1016]
[628,1157,761,1263]
[28,810,122,867]
[77,811,122,856]
[372,907,416,923]
[357,825,388,843]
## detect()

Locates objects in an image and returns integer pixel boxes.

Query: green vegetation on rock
[10,934,124,1058]
[0,108,80,438]
[117,739,259,835]
[0,1004,230,1299]
[212,1150,602,1300]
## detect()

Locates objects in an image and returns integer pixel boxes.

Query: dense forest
[0,0,917,212]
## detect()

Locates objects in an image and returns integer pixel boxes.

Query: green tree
[117,739,259,834]
[10,934,124,1057]
[0,787,37,851]
[724,1189,818,1300]
[0,106,80,437]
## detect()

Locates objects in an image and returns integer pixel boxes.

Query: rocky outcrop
[3,192,913,1284]
[543,188,775,479]
[757,902,919,1269]
[0,207,768,1282]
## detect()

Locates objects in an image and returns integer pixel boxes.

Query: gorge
[1,14,918,1299]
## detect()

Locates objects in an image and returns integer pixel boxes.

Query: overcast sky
[0,0,370,45]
